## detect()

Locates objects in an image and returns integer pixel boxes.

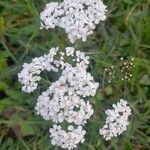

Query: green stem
[19,138,30,150]
[102,71,106,90]
[0,40,18,64]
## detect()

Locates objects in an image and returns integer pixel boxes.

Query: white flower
[99,99,132,140]
[18,49,58,93]
[40,2,64,29]
[40,0,107,43]
[18,47,94,93]
[49,125,86,150]
[35,83,94,125]
[66,47,74,56]
[18,47,99,149]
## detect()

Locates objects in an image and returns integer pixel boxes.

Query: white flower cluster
[99,99,132,140]
[50,125,86,150]
[35,83,94,125]
[18,47,98,93]
[40,0,107,43]
[18,47,99,149]
[18,47,59,93]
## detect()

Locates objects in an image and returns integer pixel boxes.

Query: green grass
[0,0,150,149]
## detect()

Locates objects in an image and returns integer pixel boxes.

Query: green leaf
[0,81,8,90]
[5,89,25,101]
[21,122,35,136]
[125,142,133,150]
[23,0,39,17]
[0,51,10,59]
[0,59,7,72]
[123,0,133,5]
[0,16,5,36]
[0,98,11,112]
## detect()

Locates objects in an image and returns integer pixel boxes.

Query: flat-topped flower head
[99,99,132,140]
[49,125,86,150]
[40,0,107,43]
[35,83,94,125]
[18,47,96,93]
[18,47,99,149]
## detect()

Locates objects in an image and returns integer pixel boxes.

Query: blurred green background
[0,0,150,149]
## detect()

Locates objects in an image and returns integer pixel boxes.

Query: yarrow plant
[40,0,107,43]
[17,1,133,149]
[99,99,132,140]
[18,47,99,149]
